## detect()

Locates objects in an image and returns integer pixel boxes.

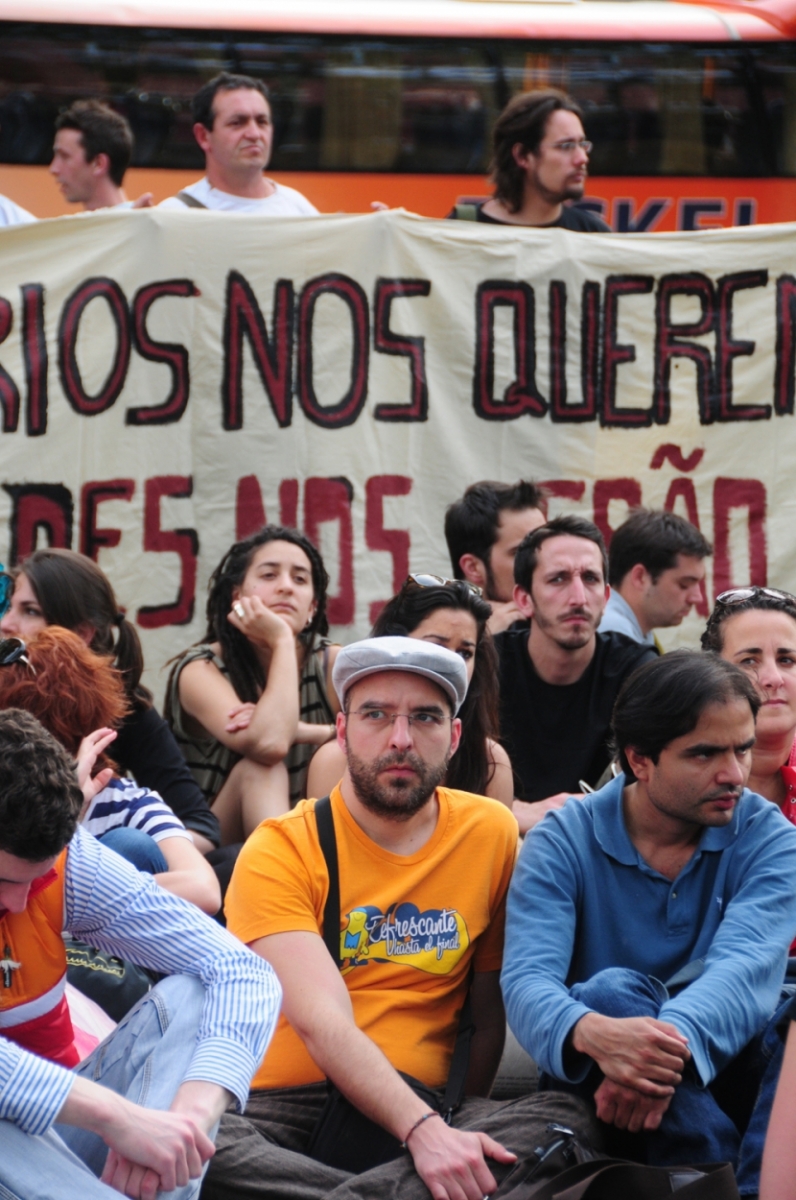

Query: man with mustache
[495,515,656,833]
[502,651,796,1195]
[449,89,609,231]
[204,637,595,1200]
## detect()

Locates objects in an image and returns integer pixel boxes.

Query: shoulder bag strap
[454,203,479,221]
[176,190,208,209]
[441,982,473,1119]
[314,796,340,967]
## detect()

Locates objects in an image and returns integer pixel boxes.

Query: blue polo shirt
[502,774,796,1086]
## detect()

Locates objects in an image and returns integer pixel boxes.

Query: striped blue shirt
[82,776,190,844]
[0,826,281,1136]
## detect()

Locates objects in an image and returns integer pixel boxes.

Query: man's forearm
[57,1075,124,1139]
[301,1009,434,1140]
[170,1081,233,1133]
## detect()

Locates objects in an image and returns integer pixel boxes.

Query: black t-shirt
[447,200,610,232]
[113,704,221,846]
[495,629,656,801]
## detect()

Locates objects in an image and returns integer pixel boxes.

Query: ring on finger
[233,602,245,618]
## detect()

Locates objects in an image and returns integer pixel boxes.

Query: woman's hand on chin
[227,595,296,647]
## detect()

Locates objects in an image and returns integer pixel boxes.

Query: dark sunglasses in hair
[403,573,483,597]
[0,637,35,674]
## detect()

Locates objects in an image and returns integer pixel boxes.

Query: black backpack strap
[442,981,474,1119]
[315,796,341,968]
[453,203,479,221]
[176,190,208,209]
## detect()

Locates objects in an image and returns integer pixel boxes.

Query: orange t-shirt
[226,785,518,1092]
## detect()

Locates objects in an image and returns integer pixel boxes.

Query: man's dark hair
[444,480,546,579]
[55,100,133,186]
[0,709,83,860]
[192,72,270,131]
[608,508,712,588]
[612,650,760,777]
[491,88,584,213]
[513,515,607,593]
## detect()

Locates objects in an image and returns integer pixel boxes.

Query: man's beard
[534,170,585,206]
[531,603,595,651]
[346,746,450,822]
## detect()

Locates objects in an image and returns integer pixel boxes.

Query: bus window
[752,46,796,176]
[502,44,774,177]
[0,24,793,180]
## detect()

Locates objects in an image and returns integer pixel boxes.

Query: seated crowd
[1,483,795,1200]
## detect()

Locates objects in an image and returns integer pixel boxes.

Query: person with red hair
[0,627,220,915]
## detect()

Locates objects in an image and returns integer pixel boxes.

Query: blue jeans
[0,975,215,1200]
[98,827,168,875]
[539,967,791,1196]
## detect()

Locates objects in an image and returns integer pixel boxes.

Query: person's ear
[459,554,488,590]
[75,622,95,648]
[336,710,347,753]
[514,584,534,620]
[449,716,462,758]
[512,142,535,172]
[624,746,653,783]
[193,122,212,154]
[626,563,652,596]
[92,152,111,178]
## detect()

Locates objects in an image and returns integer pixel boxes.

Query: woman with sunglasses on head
[702,586,796,822]
[0,548,220,854]
[307,574,514,806]
[166,525,340,845]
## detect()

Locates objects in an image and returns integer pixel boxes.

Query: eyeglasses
[550,139,593,155]
[349,708,453,736]
[715,587,796,607]
[0,638,35,674]
[404,573,483,598]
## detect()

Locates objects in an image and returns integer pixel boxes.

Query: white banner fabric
[0,207,791,693]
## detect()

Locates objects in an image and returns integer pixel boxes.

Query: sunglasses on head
[714,587,796,607]
[0,638,35,674]
[404,573,483,598]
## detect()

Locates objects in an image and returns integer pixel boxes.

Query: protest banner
[0,207,791,691]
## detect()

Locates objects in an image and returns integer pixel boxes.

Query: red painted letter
[137,476,198,628]
[365,475,412,623]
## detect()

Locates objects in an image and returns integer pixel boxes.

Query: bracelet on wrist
[401,1109,441,1149]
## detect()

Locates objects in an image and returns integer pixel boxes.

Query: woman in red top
[702,587,796,824]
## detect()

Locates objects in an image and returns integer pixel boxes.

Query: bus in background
[0,0,795,230]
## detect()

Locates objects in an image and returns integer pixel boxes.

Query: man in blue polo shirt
[502,650,796,1196]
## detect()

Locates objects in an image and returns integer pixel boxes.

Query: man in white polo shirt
[160,72,318,215]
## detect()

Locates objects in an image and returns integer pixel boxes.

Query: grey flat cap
[333,636,468,714]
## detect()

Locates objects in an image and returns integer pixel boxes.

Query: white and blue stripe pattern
[0,827,281,1136]
[82,777,191,844]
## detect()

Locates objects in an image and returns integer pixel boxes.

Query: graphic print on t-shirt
[340,902,470,975]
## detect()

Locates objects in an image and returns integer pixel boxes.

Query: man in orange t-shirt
[205,637,594,1200]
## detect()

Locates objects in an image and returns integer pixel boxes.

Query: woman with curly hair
[166,525,340,844]
[0,626,220,914]
[307,575,513,805]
